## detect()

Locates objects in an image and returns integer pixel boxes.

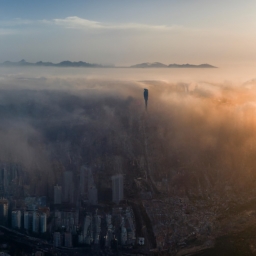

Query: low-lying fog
[1,66,256,197]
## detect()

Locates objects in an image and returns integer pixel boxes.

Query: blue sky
[1,0,256,65]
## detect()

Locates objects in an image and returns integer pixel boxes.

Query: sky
[1,0,256,66]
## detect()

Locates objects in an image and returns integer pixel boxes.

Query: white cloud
[51,16,181,31]
[0,16,183,36]
[52,17,103,29]
[0,16,189,35]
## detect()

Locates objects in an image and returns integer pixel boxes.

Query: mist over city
[1,0,256,255]
[0,66,255,254]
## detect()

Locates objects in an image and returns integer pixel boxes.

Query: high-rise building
[0,163,23,198]
[80,166,95,196]
[80,166,99,206]
[93,214,101,244]
[54,185,62,204]
[53,232,61,247]
[40,213,47,233]
[81,214,93,245]
[11,210,21,229]
[54,210,62,229]
[112,174,124,203]
[63,172,73,203]
[121,226,127,245]
[33,211,39,233]
[24,211,30,230]
[17,210,21,228]
[0,199,8,225]
[64,232,73,247]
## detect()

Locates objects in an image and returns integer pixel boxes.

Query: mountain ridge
[2,59,107,68]
[130,62,217,68]
[1,60,217,68]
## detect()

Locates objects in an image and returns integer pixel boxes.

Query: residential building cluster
[0,163,143,252]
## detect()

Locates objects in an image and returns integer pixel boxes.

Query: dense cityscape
[0,162,147,255]
[1,1,256,255]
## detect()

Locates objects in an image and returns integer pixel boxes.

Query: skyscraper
[0,199,8,225]
[80,167,94,194]
[40,213,47,233]
[80,166,98,205]
[112,174,124,203]
[24,211,32,230]
[12,210,21,229]
[33,211,39,233]
[65,232,73,247]
[53,232,61,247]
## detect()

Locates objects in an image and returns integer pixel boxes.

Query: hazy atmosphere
[1,0,256,66]
[1,1,256,255]
[1,67,256,193]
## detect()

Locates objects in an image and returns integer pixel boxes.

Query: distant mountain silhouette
[130,62,168,68]
[168,63,217,68]
[1,60,217,68]
[130,62,217,68]
[1,60,110,68]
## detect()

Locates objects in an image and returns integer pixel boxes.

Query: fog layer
[1,67,256,198]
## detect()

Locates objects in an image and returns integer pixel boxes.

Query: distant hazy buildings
[24,211,32,230]
[0,199,8,225]
[53,232,61,247]
[64,232,73,247]
[0,163,23,198]
[80,166,98,205]
[63,171,73,203]
[80,214,92,245]
[112,174,124,203]
[54,185,62,204]
[33,211,40,233]
[40,213,47,233]
[80,166,89,196]
[11,210,21,229]
[88,186,98,205]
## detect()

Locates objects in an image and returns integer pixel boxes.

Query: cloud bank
[1,68,256,200]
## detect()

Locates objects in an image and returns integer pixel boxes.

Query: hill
[1,59,109,68]
[130,62,217,68]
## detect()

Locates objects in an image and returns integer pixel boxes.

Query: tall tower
[111,174,124,204]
